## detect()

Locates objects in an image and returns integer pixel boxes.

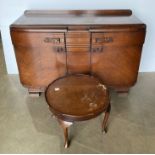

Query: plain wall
[0,0,155,74]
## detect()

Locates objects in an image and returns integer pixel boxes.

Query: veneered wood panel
[14,46,66,88]
[67,46,89,52]
[66,32,90,46]
[67,51,90,74]
[91,45,142,87]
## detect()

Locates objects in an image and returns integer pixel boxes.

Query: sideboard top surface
[11,10,145,29]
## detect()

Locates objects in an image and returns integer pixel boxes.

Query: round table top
[45,74,110,121]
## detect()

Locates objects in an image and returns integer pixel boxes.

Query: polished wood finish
[10,10,146,94]
[102,104,111,133]
[45,74,110,147]
[24,10,132,16]
[58,119,72,148]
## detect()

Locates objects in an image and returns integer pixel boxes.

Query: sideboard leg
[115,88,129,96]
[102,103,111,133]
[58,119,73,148]
[28,91,41,97]
[28,88,43,97]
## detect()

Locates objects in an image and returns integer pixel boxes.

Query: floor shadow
[25,94,84,132]
[0,32,7,75]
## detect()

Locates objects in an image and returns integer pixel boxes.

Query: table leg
[58,119,73,148]
[102,103,111,133]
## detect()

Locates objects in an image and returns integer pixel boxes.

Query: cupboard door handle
[44,38,64,43]
[92,47,103,53]
[96,37,113,43]
[54,47,65,53]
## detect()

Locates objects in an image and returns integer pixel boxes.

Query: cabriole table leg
[102,103,111,133]
[58,119,73,148]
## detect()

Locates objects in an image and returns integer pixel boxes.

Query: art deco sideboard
[10,10,146,96]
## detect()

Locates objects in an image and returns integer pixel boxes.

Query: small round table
[45,74,111,148]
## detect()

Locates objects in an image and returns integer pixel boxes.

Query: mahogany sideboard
[10,10,146,96]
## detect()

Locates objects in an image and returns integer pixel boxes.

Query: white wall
[0,0,155,74]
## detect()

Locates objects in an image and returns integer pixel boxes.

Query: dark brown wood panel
[66,32,90,38]
[24,10,132,16]
[14,46,66,88]
[67,46,90,52]
[67,51,90,74]
[66,32,90,46]
[66,38,90,45]
[91,45,142,87]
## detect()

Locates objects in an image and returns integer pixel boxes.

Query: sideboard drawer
[66,32,90,45]
[67,46,90,52]
[92,31,145,46]
[11,31,65,47]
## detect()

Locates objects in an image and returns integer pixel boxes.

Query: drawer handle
[54,47,65,53]
[96,37,113,43]
[92,47,103,53]
[44,38,64,43]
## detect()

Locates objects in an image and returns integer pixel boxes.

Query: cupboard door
[14,45,66,88]
[39,46,66,86]
[91,45,142,87]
